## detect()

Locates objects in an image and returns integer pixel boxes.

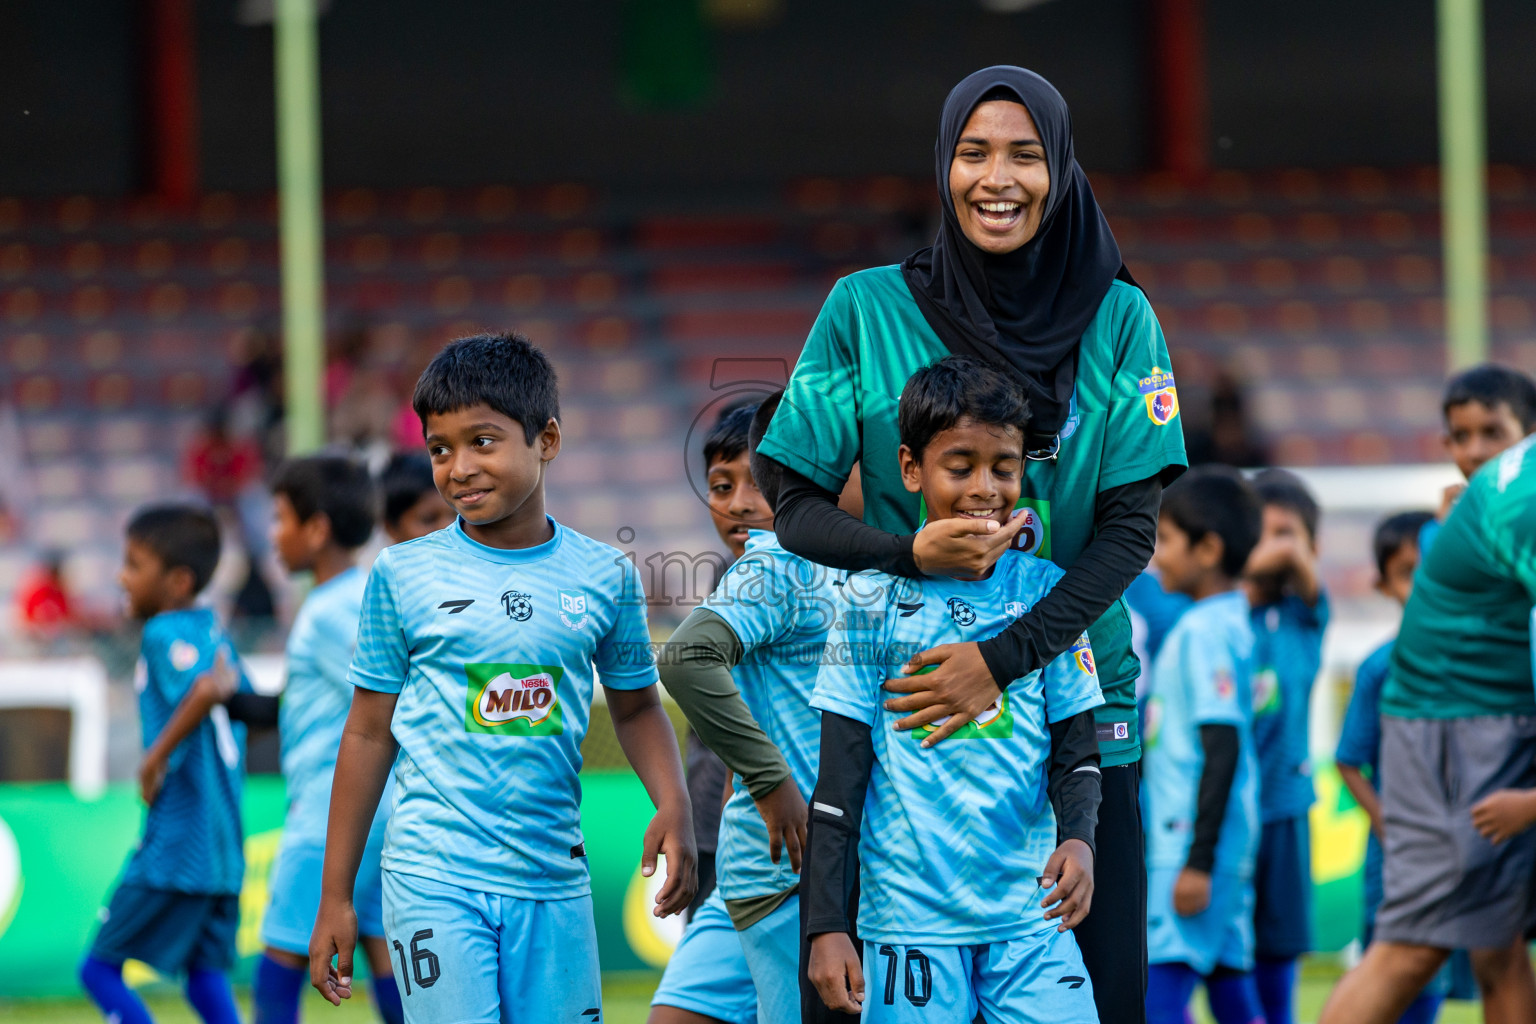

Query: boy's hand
[754,778,808,871]
[1039,838,1094,931]
[642,801,697,918]
[911,514,1026,579]
[1245,532,1304,579]
[137,752,168,805]
[1471,789,1536,845]
[808,932,865,1013]
[883,642,1000,747]
[1438,482,1466,521]
[309,896,358,1006]
[193,651,240,704]
[1173,867,1211,917]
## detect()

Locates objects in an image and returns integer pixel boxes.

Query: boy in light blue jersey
[310,333,697,1023]
[249,456,401,1024]
[805,357,1105,1024]
[1243,469,1328,1024]
[80,505,249,1024]
[658,393,849,1024]
[650,404,771,1024]
[1142,466,1264,1024]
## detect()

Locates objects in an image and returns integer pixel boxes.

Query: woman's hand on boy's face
[911,515,1026,579]
[883,642,1001,746]
[1173,867,1211,917]
[1040,838,1094,931]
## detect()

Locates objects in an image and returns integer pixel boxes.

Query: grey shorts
[1375,714,1536,949]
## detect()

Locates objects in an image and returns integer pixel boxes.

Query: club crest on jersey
[1213,669,1235,700]
[501,590,534,622]
[558,589,589,630]
[169,639,200,672]
[464,663,565,736]
[1138,367,1179,426]
[947,597,977,627]
[1068,634,1095,676]
[1006,601,1026,618]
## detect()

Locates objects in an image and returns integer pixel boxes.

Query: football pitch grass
[0,961,1483,1024]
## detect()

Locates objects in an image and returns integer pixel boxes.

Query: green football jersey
[758,266,1187,765]
[1383,434,1536,719]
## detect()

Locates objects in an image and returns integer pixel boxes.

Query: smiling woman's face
[947,99,1051,255]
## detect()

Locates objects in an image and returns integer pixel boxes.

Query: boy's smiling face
[424,403,560,544]
[1445,399,1528,480]
[898,416,1024,531]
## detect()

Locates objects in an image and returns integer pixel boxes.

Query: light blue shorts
[380,870,600,1024]
[737,894,800,1024]
[859,928,1097,1024]
[651,889,757,1024]
[261,813,387,953]
[1147,867,1254,974]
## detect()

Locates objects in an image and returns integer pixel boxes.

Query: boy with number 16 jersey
[311,334,696,1024]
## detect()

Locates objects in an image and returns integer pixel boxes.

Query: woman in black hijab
[755,66,1186,1024]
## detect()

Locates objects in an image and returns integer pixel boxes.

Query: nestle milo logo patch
[464,663,565,736]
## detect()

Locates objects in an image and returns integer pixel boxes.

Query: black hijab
[901,65,1133,437]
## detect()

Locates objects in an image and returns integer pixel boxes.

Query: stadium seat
[80,330,123,370]
[135,239,175,277]
[6,332,47,372]
[65,241,105,279]
[69,285,111,324]
[474,185,517,222]
[57,196,95,232]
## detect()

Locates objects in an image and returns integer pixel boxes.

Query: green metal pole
[1437,0,1489,371]
[275,0,325,454]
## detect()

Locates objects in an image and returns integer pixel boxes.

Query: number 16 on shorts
[381,870,602,1023]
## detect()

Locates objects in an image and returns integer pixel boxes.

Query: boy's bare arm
[1336,762,1383,838]
[139,652,235,804]
[606,684,697,918]
[310,687,400,1005]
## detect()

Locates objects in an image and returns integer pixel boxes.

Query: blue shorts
[263,830,386,953]
[859,929,1097,1024]
[737,895,800,1024]
[651,889,757,1024]
[380,869,600,1024]
[1254,815,1312,959]
[1147,868,1254,975]
[89,883,239,975]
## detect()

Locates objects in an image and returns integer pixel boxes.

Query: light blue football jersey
[349,517,658,899]
[1141,590,1259,877]
[811,550,1104,946]
[124,607,250,895]
[704,530,836,903]
[279,566,367,844]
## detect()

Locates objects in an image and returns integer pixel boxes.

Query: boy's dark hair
[126,504,222,595]
[1252,467,1320,542]
[379,452,437,526]
[747,391,785,510]
[1442,363,1536,431]
[1159,464,1262,578]
[898,355,1030,458]
[1373,509,1435,579]
[703,403,757,475]
[411,332,560,444]
[271,456,377,549]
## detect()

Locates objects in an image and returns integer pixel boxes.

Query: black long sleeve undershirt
[1187,723,1240,874]
[803,712,875,938]
[1048,709,1103,855]
[769,460,1161,684]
